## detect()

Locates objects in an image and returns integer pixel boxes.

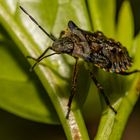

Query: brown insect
[20,6,140,119]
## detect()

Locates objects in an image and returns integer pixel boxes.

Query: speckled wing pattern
[81,30,132,73]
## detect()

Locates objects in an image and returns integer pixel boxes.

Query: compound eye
[68,20,78,31]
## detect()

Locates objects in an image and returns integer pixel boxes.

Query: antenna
[20,6,56,41]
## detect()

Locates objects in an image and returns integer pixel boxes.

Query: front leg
[27,47,59,70]
[66,58,79,119]
[90,72,117,114]
[27,47,52,70]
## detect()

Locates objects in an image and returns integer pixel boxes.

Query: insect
[20,6,140,119]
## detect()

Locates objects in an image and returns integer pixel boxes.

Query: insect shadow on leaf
[20,6,140,119]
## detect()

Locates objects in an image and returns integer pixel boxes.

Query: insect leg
[66,58,79,119]
[27,47,51,60]
[90,72,117,114]
[119,69,140,75]
[27,47,59,70]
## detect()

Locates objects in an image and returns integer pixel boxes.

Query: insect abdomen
[87,32,132,73]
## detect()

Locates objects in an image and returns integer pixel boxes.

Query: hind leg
[119,69,140,75]
[90,72,117,114]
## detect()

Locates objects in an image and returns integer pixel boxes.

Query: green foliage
[0,0,139,140]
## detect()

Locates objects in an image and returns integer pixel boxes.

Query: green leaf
[0,0,91,139]
[132,32,140,68]
[0,0,140,139]
[94,1,140,140]
[0,32,59,124]
[106,30,140,139]
[88,0,116,37]
[117,0,134,50]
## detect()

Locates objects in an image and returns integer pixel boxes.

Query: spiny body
[20,5,140,118]
[52,21,132,74]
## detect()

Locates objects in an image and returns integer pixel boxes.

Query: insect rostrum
[20,6,140,119]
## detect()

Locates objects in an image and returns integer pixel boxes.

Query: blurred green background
[0,0,140,140]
